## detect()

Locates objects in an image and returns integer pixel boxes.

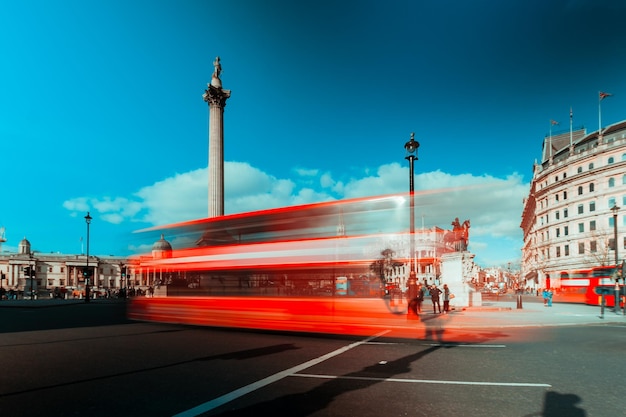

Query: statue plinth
[440,251,477,308]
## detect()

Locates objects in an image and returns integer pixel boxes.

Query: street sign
[594,286,614,295]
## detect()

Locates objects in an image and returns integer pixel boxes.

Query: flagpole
[569,107,573,148]
[598,91,602,138]
[549,121,552,160]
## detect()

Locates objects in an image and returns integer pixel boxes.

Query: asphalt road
[0,300,624,417]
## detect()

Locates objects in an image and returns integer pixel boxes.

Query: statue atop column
[210,56,223,88]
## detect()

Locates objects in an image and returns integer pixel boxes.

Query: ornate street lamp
[611,204,620,313]
[85,212,92,303]
[404,133,420,313]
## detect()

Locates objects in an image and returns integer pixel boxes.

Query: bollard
[516,294,523,309]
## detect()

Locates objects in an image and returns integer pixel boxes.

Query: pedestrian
[430,285,442,314]
[442,284,451,313]
[542,288,549,306]
[416,284,424,313]
[547,288,553,307]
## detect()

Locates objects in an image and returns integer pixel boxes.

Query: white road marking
[421,343,506,348]
[172,330,390,417]
[293,373,551,387]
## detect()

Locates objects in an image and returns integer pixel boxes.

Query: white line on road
[293,373,551,387]
[421,343,507,348]
[172,330,390,417]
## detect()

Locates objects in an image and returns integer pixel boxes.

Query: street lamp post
[29,251,34,300]
[611,204,620,313]
[404,132,420,314]
[119,262,126,299]
[85,212,92,304]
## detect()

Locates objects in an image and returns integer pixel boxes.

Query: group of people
[409,283,452,315]
[542,288,554,307]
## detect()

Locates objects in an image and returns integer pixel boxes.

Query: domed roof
[18,236,31,254]
[152,234,172,259]
[152,234,172,251]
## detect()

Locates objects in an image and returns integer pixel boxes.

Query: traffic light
[24,266,31,276]
[121,267,126,278]
[82,267,93,278]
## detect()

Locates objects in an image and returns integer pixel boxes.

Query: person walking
[430,284,442,314]
[416,283,424,313]
[442,284,451,313]
[546,288,553,307]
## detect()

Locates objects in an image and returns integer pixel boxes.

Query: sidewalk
[434,299,626,329]
[0,298,126,308]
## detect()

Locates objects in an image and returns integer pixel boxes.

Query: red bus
[583,265,625,307]
[552,269,592,303]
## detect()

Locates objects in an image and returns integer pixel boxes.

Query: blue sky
[2,0,626,267]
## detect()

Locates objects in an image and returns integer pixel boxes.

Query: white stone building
[521,119,626,289]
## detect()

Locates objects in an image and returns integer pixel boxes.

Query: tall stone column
[202,56,231,217]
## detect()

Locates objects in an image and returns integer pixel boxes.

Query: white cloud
[62,160,529,266]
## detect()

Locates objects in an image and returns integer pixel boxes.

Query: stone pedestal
[440,251,479,308]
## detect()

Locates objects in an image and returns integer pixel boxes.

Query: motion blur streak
[128,191,495,340]
[128,296,414,338]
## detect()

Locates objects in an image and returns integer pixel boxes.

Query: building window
[578,223,584,233]
[556,228,560,238]
[556,247,561,257]
[609,238,615,250]
[589,163,594,170]
[609,178,615,188]
[623,174,626,185]
[589,201,595,212]
[555,194,559,202]
[590,241,597,252]
[590,220,596,231]
[60,267,64,273]
[577,166,583,173]
[564,245,569,256]
[608,157,615,164]
[563,191,567,200]
[578,204,584,214]
[564,226,569,236]
[48,267,52,273]
[578,186,583,195]
[578,242,585,254]
[609,217,615,227]
[590,183,595,192]
[609,197,616,208]
[556,211,560,220]
[564,208,568,218]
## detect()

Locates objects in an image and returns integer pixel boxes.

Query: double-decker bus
[584,265,625,307]
[552,269,592,304]
[126,193,452,336]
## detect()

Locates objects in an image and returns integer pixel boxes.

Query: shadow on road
[0,300,132,333]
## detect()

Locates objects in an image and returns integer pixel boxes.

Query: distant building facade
[521,120,626,289]
[0,236,173,297]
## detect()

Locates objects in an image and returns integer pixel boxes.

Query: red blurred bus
[553,269,592,304]
[583,265,624,307]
